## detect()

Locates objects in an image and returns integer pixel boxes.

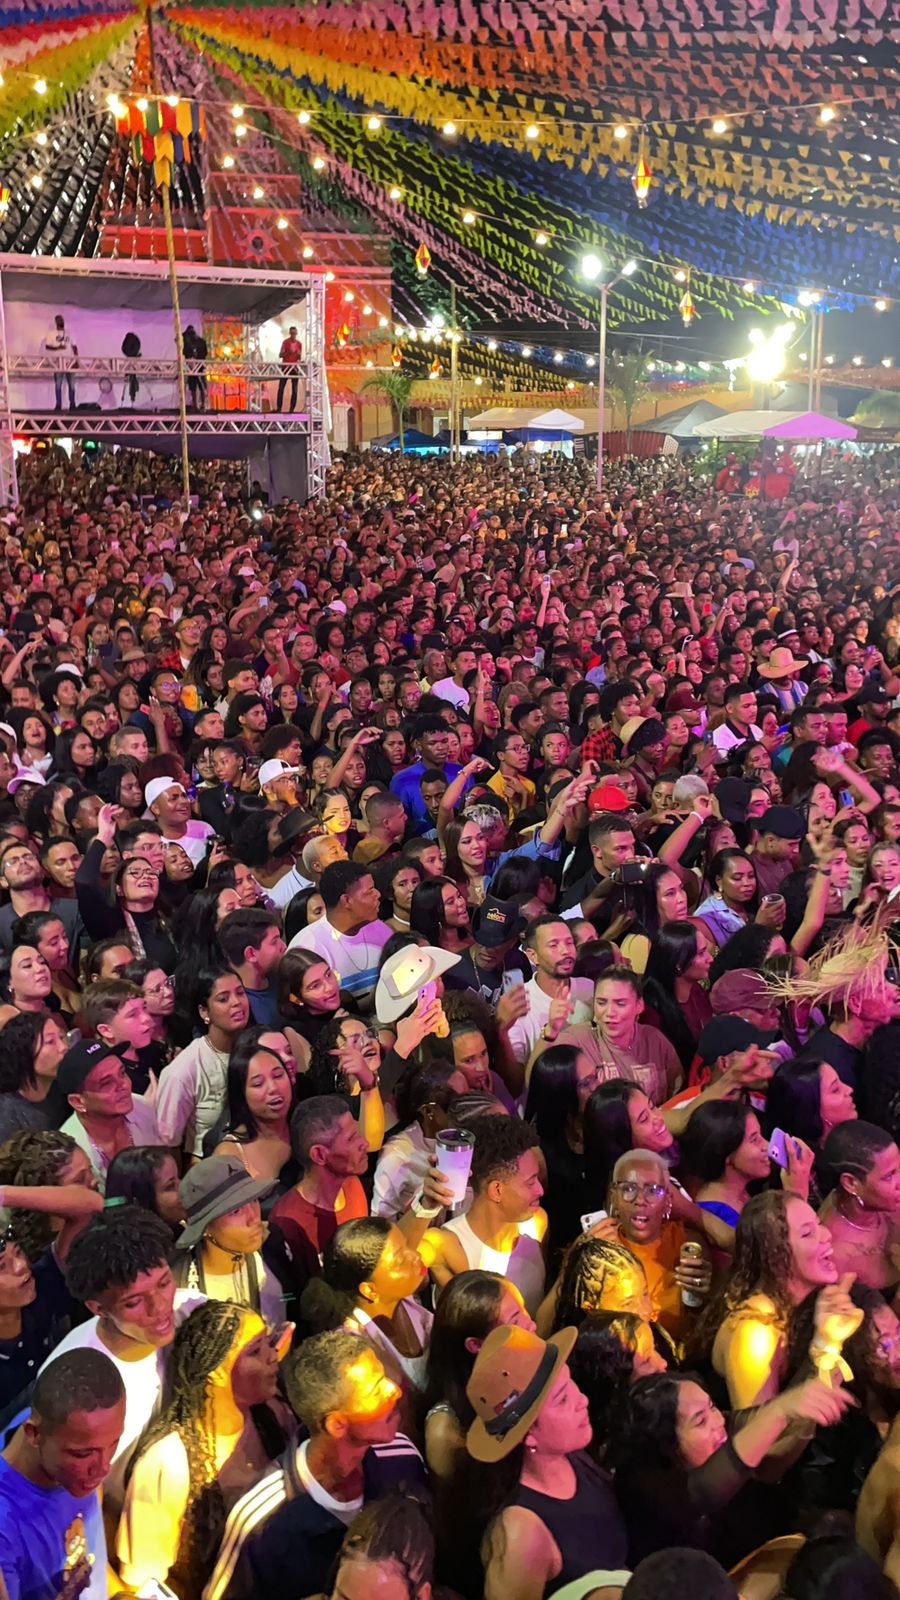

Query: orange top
[617,1218,696,1341]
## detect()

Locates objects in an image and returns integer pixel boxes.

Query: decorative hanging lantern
[430,355,442,377]
[391,344,404,367]
[335,323,351,347]
[632,124,651,207]
[632,156,651,206]
[0,186,8,216]
[678,288,695,327]
[415,241,432,278]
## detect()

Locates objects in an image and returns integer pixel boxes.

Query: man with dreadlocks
[116,1300,294,1600]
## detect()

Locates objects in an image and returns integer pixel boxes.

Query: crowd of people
[0,438,899,1600]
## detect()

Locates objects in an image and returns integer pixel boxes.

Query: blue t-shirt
[0,1452,107,1600]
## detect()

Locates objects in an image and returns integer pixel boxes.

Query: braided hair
[128,1300,281,1597]
[0,1129,79,1261]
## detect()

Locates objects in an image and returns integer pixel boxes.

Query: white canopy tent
[692,409,857,441]
[467,406,585,431]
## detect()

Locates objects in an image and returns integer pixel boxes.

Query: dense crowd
[0,439,899,1600]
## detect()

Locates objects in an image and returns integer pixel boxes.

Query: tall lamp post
[580,254,638,496]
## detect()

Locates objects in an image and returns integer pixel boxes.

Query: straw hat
[758,646,805,679]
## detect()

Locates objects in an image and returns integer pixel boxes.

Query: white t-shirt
[711,720,762,753]
[40,1289,205,1519]
[505,975,595,1067]
[429,676,470,710]
[288,915,392,1010]
[166,819,216,866]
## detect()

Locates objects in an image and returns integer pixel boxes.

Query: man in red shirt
[276,326,303,411]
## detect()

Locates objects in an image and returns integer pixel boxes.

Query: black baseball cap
[471,895,525,948]
[714,777,751,825]
[757,805,805,841]
[697,1016,777,1064]
[57,1038,119,1096]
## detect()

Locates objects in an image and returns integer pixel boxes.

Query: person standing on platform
[276,326,303,412]
[44,315,77,411]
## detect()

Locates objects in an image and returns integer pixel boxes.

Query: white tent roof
[692,409,857,441]
[467,406,585,431]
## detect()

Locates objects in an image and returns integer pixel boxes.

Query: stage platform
[0,254,329,504]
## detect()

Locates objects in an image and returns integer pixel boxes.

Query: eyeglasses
[146,977,175,996]
[335,1027,378,1048]
[126,869,157,883]
[612,1180,668,1203]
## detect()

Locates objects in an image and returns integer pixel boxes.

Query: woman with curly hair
[117,1300,292,1599]
[610,1368,854,1569]
[694,1191,860,1409]
[0,1127,99,1264]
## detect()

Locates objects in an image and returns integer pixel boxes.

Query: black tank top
[513,1449,627,1595]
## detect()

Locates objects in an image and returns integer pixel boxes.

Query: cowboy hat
[466,1324,577,1463]
[758,646,805,679]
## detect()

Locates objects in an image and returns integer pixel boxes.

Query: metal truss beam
[11,412,311,439]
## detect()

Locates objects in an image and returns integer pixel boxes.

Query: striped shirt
[203,1434,426,1600]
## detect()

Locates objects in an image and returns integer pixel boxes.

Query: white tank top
[444,1212,545,1316]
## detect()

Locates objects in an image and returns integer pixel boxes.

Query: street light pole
[596,282,608,497]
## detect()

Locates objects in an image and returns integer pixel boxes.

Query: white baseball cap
[145,777,185,809]
[375,944,460,1025]
[258,759,300,789]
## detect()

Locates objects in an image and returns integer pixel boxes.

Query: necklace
[837,1202,886,1236]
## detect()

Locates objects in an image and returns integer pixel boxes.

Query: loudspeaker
[267,437,309,504]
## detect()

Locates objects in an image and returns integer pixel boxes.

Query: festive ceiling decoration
[0,0,898,386]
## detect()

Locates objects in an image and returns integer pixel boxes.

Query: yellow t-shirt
[486,770,536,818]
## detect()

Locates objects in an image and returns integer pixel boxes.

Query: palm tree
[361,371,416,452]
[608,348,654,453]
[851,390,900,431]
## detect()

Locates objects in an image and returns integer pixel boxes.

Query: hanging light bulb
[30,174,43,188]
[743,280,757,293]
[875,299,889,312]
[297,110,311,125]
[474,375,483,385]
[674,268,687,283]
[525,123,539,140]
[231,103,244,118]
[344,290,355,303]
[325,270,335,281]
[553,351,564,363]
[302,245,314,259]
[276,216,288,230]
[521,345,533,357]
[166,95,179,108]
[389,186,402,200]
[613,124,628,140]
[711,117,728,134]
[35,131,48,146]
[34,79,48,95]
[487,339,498,351]
[253,185,265,199]
[235,123,247,138]
[136,97,148,112]
[312,155,326,170]
[535,231,549,246]
[367,115,382,131]
[378,315,389,328]
[462,209,476,224]
[852,355,863,366]
[586,355,596,367]
[221,154,235,169]
[442,120,457,137]
[819,104,836,123]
